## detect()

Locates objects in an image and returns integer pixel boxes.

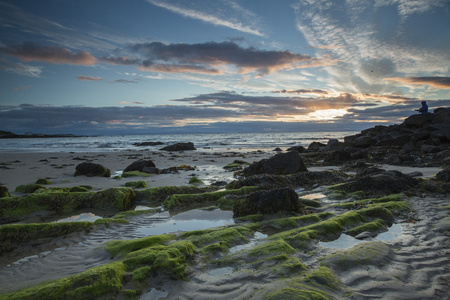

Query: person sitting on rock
[416,101,428,114]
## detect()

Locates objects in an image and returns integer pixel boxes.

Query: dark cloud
[0,42,97,65]
[78,75,103,81]
[384,77,450,89]
[273,89,330,95]
[100,41,324,76]
[109,79,139,84]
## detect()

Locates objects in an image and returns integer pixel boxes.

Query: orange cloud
[0,42,97,65]
[384,77,450,89]
[78,75,103,81]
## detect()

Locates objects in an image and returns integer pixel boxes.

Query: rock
[133,141,164,146]
[124,160,156,173]
[323,149,352,165]
[286,145,306,153]
[307,142,327,152]
[339,170,418,197]
[160,142,196,151]
[355,231,376,240]
[385,154,404,165]
[273,147,282,152]
[353,136,376,148]
[0,186,10,198]
[74,162,111,177]
[436,168,450,182]
[403,113,434,128]
[407,171,423,177]
[233,188,304,217]
[242,151,307,176]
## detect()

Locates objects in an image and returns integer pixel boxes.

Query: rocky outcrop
[124,160,156,174]
[160,142,196,151]
[242,151,307,176]
[233,187,304,217]
[74,162,111,177]
[133,141,164,146]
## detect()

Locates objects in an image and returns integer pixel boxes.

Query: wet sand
[0,150,449,299]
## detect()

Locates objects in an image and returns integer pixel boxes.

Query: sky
[0,0,449,135]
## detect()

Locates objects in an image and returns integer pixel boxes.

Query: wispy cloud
[0,59,42,77]
[1,42,97,65]
[78,75,103,81]
[109,79,139,84]
[384,77,450,89]
[273,89,330,95]
[146,0,265,37]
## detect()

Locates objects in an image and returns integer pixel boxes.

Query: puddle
[300,193,326,200]
[376,223,402,241]
[134,205,154,211]
[140,288,169,300]
[319,224,403,249]
[136,209,234,236]
[54,213,102,223]
[229,231,268,253]
[208,267,234,276]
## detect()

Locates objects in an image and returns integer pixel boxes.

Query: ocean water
[0,131,358,153]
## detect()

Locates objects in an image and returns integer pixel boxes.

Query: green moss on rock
[15,184,45,193]
[346,218,388,237]
[188,176,204,186]
[125,181,148,188]
[0,185,10,198]
[122,171,153,178]
[35,178,52,185]
[106,234,176,258]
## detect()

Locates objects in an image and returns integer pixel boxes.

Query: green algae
[112,208,157,219]
[264,286,331,300]
[122,171,153,178]
[188,176,204,186]
[106,234,176,258]
[14,184,45,193]
[304,266,341,290]
[266,214,321,230]
[322,241,393,271]
[35,179,52,185]
[346,218,387,236]
[135,186,218,206]
[0,261,125,300]
[299,198,321,208]
[132,266,152,284]
[125,181,148,188]
[69,186,89,192]
[0,187,136,222]
[181,226,252,249]
[0,186,9,198]
[122,241,196,280]
[0,222,93,254]
[163,186,258,210]
[248,239,296,257]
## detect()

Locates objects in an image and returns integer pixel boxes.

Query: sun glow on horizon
[308,109,348,120]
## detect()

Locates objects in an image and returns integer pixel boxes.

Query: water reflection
[55,213,102,223]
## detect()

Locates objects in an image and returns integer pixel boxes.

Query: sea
[0,131,358,153]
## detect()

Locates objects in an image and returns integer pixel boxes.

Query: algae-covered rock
[0,261,125,299]
[135,186,219,206]
[69,186,90,192]
[160,142,196,151]
[242,151,307,176]
[0,222,93,254]
[125,181,148,188]
[322,241,393,271]
[233,188,304,217]
[74,162,111,177]
[122,170,153,178]
[35,178,52,185]
[124,159,156,173]
[163,186,258,210]
[188,176,204,186]
[0,185,9,198]
[15,184,45,193]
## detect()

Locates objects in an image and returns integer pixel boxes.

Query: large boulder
[74,162,111,177]
[436,168,450,182]
[160,142,196,151]
[403,113,434,128]
[242,151,307,177]
[233,188,304,217]
[124,160,156,173]
[338,170,418,197]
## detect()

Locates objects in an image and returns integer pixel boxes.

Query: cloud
[109,79,139,84]
[293,1,450,94]
[118,101,144,104]
[145,0,265,37]
[273,89,330,95]
[78,75,103,81]
[0,59,42,77]
[384,77,450,89]
[0,42,97,65]
[117,41,321,76]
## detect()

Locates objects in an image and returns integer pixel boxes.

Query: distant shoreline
[0,131,88,139]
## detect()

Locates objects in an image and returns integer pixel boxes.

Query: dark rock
[286,145,305,153]
[385,154,404,165]
[124,160,156,173]
[339,170,418,197]
[407,171,423,177]
[233,188,304,217]
[403,113,434,128]
[323,149,352,165]
[133,141,164,146]
[74,162,111,177]
[0,186,10,198]
[242,151,307,176]
[436,168,450,182]
[273,147,282,152]
[160,142,196,151]
[353,136,376,148]
[142,167,160,174]
[307,142,327,152]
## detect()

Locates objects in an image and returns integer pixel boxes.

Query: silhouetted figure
[416,101,428,114]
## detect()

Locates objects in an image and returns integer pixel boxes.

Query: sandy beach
[0,148,449,299]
